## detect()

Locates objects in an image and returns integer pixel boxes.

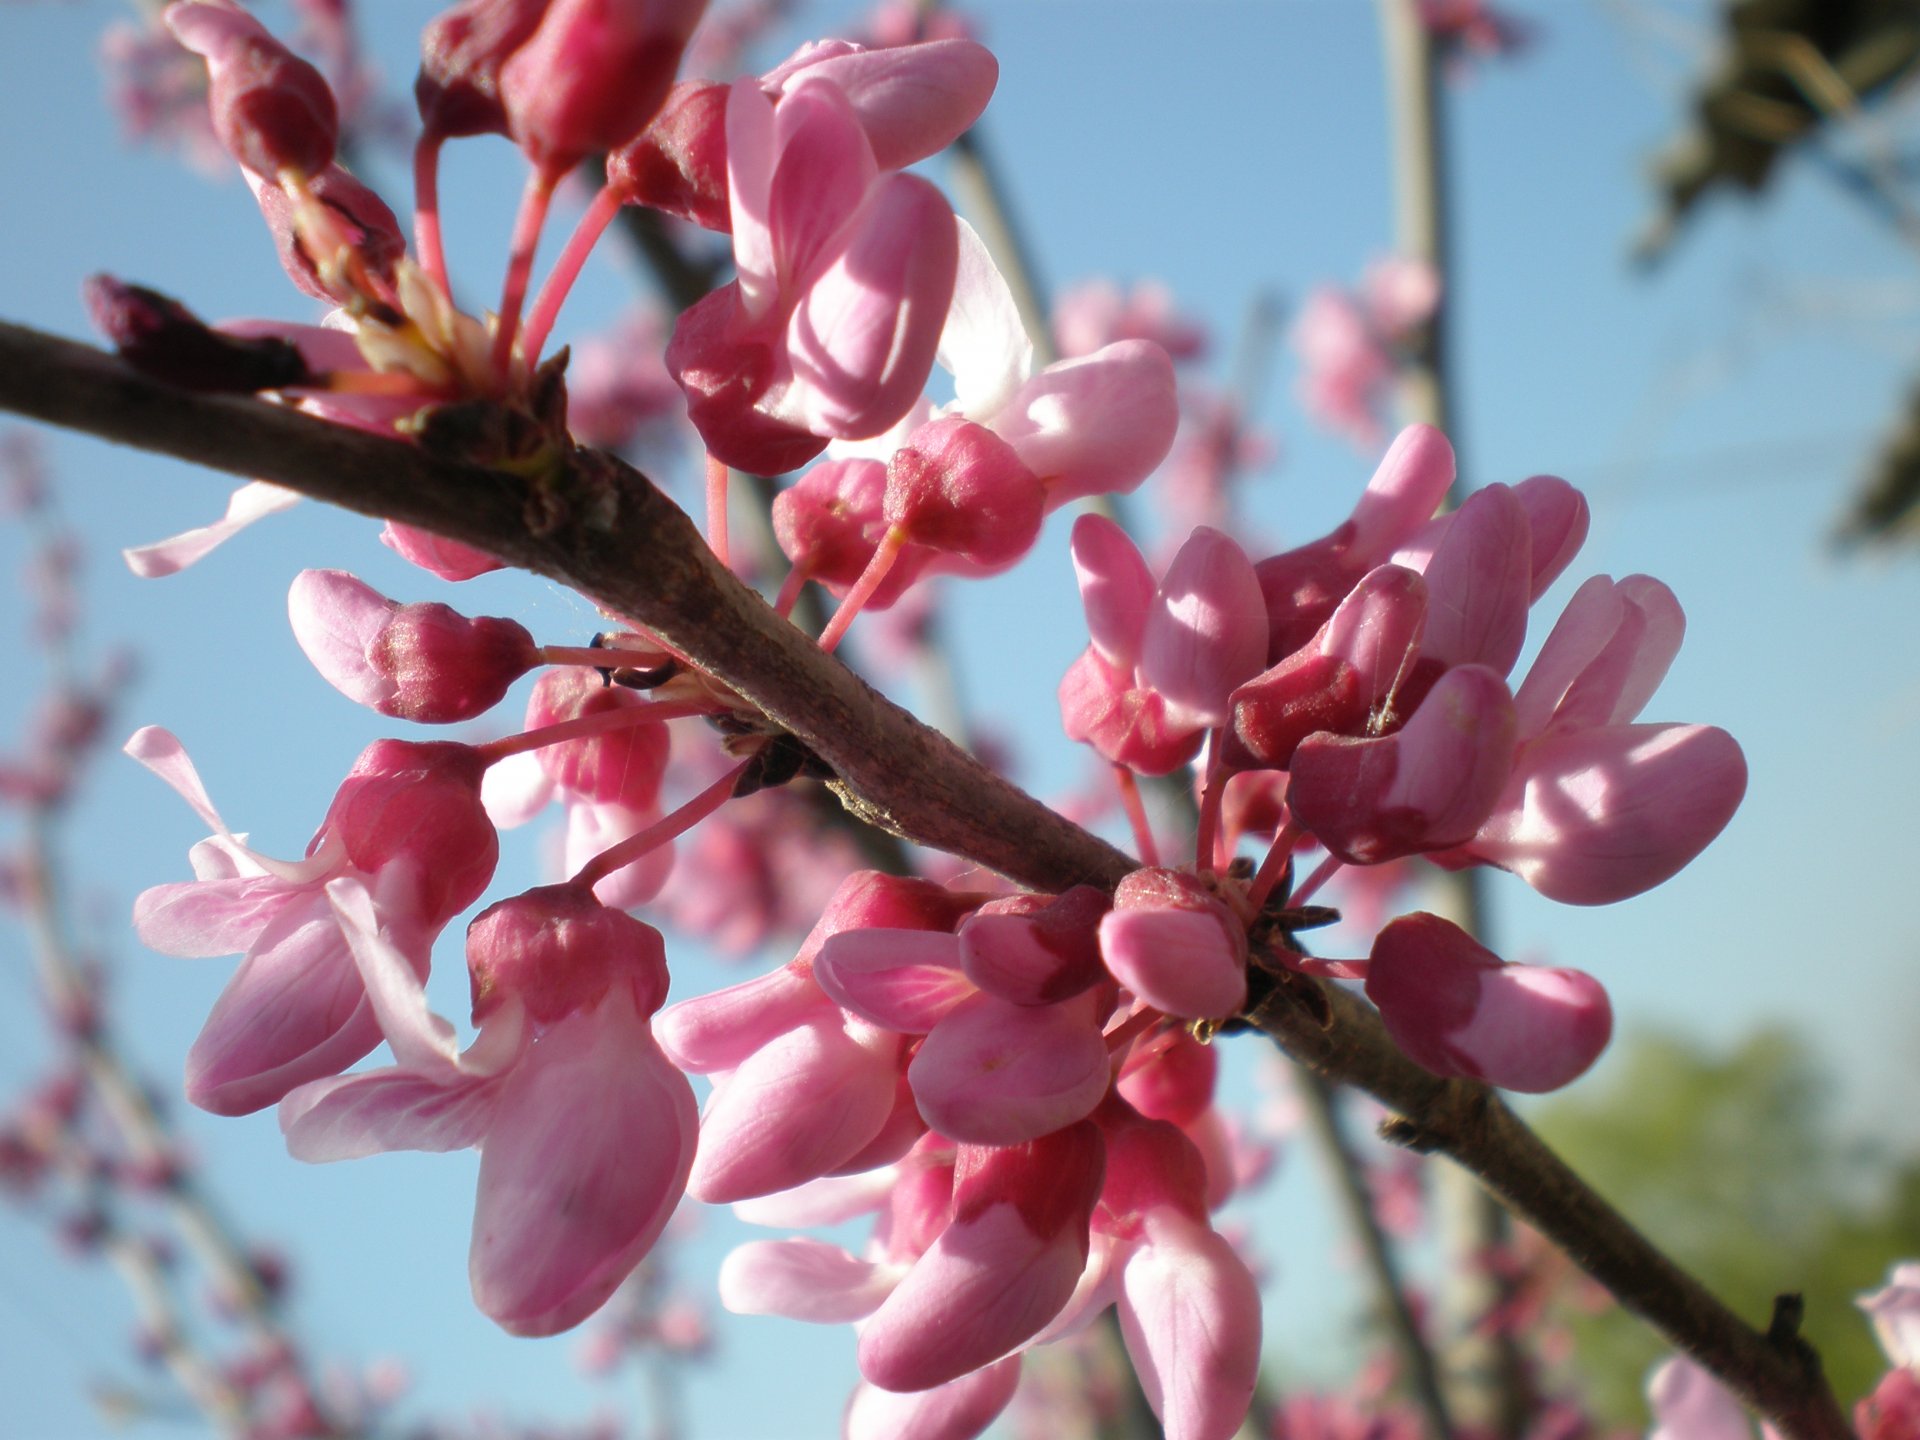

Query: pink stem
[520,183,624,368]
[535,644,670,670]
[490,166,560,379]
[572,757,752,890]
[772,565,810,621]
[475,700,709,765]
[706,453,731,569]
[1245,821,1303,911]
[1112,764,1160,868]
[412,133,451,302]
[817,528,907,654]
[1192,736,1227,874]
[1288,851,1345,909]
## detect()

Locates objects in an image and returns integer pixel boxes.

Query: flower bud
[166,2,338,177]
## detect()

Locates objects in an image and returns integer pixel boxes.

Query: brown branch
[0,318,1854,1440]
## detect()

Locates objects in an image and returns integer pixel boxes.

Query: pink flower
[287,569,537,723]
[128,726,497,1114]
[1097,869,1248,1021]
[1052,278,1208,362]
[280,881,696,1336]
[1429,574,1747,904]
[1364,913,1612,1093]
[665,75,959,474]
[1291,257,1438,450]
[1060,517,1266,776]
[165,1,339,179]
[1861,1262,1920,1374]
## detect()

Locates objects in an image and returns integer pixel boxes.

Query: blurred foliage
[1530,1027,1920,1425]
[1636,0,1920,263]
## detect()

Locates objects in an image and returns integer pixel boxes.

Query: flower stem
[490,166,560,378]
[412,133,452,302]
[817,527,908,654]
[571,757,752,890]
[521,183,624,368]
[475,700,708,765]
[1113,764,1159,868]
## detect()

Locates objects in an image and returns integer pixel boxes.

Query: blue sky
[2,2,1919,1437]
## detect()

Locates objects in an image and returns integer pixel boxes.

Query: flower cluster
[113,6,1755,1440]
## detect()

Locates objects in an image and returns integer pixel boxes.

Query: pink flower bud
[250,165,404,306]
[1100,869,1248,1020]
[957,886,1110,1006]
[325,741,498,928]
[1116,1027,1218,1128]
[607,80,732,228]
[498,0,709,173]
[885,416,1046,569]
[288,570,537,724]
[165,2,338,177]
[1366,913,1612,1093]
[467,884,669,1027]
[415,0,552,141]
[523,670,671,812]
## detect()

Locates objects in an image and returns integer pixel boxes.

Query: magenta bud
[499,0,710,172]
[885,417,1045,568]
[1100,869,1248,1020]
[84,274,311,393]
[1366,913,1613,1093]
[607,79,731,229]
[415,0,551,141]
[251,165,404,306]
[468,883,669,1025]
[165,2,338,176]
[288,569,538,724]
[326,741,498,929]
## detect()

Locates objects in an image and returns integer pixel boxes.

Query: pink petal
[781,39,998,175]
[1070,513,1155,670]
[480,748,554,829]
[1464,723,1747,905]
[1555,576,1685,732]
[844,1357,1021,1440]
[134,873,291,958]
[813,928,972,1033]
[997,341,1178,505]
[564,800,675,909]
[470,991,697,1337]
[278,1064,508,1161]
[1509,575,1625,740]
[1648,1356,1756,1440]
[731,1166,900,1228]
[1366,914,1611,1093]
[765,78,877,293]
[1348,424,1454,562]
[1140,527,1268,731]
[124,724,232,834]
[1512,473,1590,600]
[655,962,827,1073]
[687,1015,900,1203]
[123,481,301,578]
[777,173,957,440]
[908,992,1111,1145]
[859,1178,1091,1390]
[723,78,780,317]
[937,216,1032,420]
[1416,482,1532,675]
[378,523,504,581]
[1098,901,1247,1021]
[184,890,382,1116]
[957,887,1109,1007]
[1289,664,1517,866]
[1116,1211,1263,1440]
[1859,1262,1920,1371]
[718,1238,897,1323]
[287,568,401,713]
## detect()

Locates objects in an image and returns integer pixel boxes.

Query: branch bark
[0,317,1855,1440]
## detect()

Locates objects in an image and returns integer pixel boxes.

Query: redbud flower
[288,570,537,723]
[281,881,696,1336]
[165,2,339,179]
[129,727,497,1114]
[1365,913,1612,1093]
[1098,869,1248,1021]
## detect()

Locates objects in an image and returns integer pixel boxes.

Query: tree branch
[0,317,1854,1440]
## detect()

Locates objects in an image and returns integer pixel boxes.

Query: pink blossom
[1861,1262,1920,1373]
[1052,278,1208,362]
[165,2,339,179]
[280,881,696,1336]
[1291,258,1438,450]
[287,569,537,723]
[1098,869,1248,1021]
[128,726,498,1114]
[665,75,959,474]
[1060,517,1265,776]
[1365,913,1612,1093]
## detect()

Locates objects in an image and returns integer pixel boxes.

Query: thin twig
[0,319,1856,1439]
